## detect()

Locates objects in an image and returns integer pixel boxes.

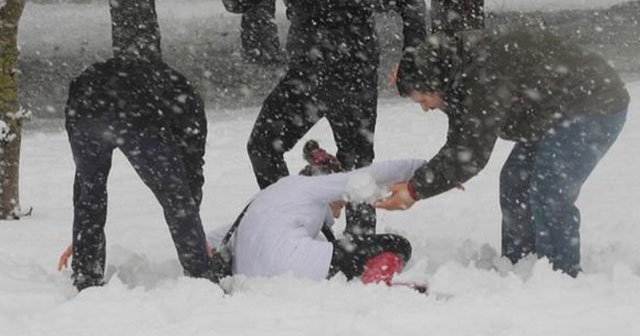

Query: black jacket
[407,27,630,200]
[65,58,205,142]
[65,58,207,203]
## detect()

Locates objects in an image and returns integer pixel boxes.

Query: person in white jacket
[60,141,425,286]
[207,140,426,284]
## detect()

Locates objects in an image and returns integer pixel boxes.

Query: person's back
[390,27,630,276]
[233,175,336,279]
[66,58,203,132]
[455,27,630,141]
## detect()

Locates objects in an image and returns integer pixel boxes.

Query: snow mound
[345,172,389,204]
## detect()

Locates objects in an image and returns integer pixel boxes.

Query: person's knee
[375,234,412,263]
[337,147,373,171]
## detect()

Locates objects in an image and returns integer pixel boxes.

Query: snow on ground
[1,82,639,335]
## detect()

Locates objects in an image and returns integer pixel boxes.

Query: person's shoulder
[69,58,119,91]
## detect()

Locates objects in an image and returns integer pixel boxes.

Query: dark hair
[299,140,343,176]
[396,34,458,97]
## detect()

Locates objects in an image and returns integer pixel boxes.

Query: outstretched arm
[302,159,426,204]
[378,103,499,211]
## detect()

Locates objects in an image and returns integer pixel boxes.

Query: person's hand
[389,63,399,87]
[57,244,73,271]
[375,183,416,211]
[206,241,216,258]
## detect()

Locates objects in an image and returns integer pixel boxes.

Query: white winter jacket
[207,159,425,280]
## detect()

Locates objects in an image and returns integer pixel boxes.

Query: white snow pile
[345,172,389,204]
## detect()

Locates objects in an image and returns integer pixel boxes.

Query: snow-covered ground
[1,80,638,335]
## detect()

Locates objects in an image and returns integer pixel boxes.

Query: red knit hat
[299,140,344,176]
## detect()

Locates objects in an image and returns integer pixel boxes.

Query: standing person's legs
[247,69,321,189]
[67,118,115,289]
[116,122,213,280]
[240,0,282,65]
[172,94,207,208]
[500,141,538,264]
[529,110,627,276]
[325,62,378,236]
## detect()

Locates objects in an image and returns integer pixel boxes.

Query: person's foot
[73,278,105,292]
[361,252,405,285]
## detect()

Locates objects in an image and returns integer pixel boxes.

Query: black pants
[328,233,412,280]
[240,0,282,65]
[67,116,212,287]
[247,32,379,235]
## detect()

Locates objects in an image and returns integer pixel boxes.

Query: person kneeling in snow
[206,140,425,286]
[60,141,424,287]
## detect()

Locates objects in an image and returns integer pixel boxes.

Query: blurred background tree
[0,0,26,219]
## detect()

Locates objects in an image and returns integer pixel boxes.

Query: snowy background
[1,82,638,335]
[2,0,640,335]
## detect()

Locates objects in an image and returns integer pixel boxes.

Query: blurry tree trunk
[430,0,484,34]
[0,0,26,220]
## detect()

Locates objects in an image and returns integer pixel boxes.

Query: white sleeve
[355,159,426,186]
[300,159,426,203]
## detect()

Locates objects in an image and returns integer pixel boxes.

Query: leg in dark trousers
[248,23,380,234]
[501,110,626,277]
[528,111,626,277]
[240,0,282,65]
[171,93,207,208]
[247,68,321,189]
[324,61,378,236]
[115,121,213,280]
[500,141,537,264]
[68,117,115,288]
[69,118,213,288]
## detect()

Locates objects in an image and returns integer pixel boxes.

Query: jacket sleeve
[302,159,426,203]
[409,102,499,200]
[173,83,207,207]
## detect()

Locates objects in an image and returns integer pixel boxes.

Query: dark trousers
[240,0,282,65]
[247,51,379,235]
[328,233,412,279]
[500,110,627,277]
[67,116,212,287]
